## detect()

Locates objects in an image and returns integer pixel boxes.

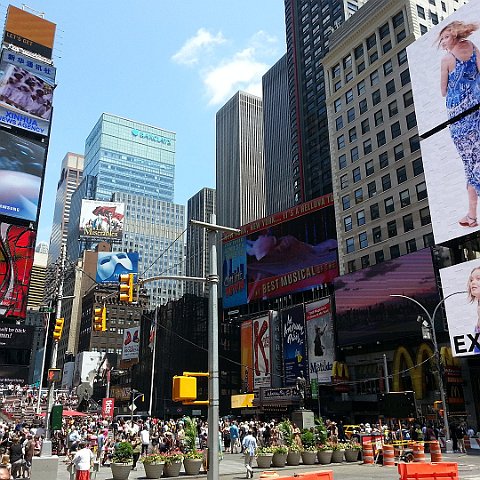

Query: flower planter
[271,452,287,467]
[163,461,182,477]
[287,450,301,466]
[344,449,359,462]
[110,462,133,480]
[183,458,202,475]
[256,454,273,469]
[301,450,317,465]
[317,450,333,465]
[144,462,165,479]
[331,449,345,463]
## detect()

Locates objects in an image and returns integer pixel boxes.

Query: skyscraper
[262,55,295,215]
[185,187,216,297]
[284,0,367,202]
[216,91,266,228]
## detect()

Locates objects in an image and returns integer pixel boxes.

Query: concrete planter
[271,452,287,467]
[301,450,317,465]
[183,458,202,475]
[163,461,182,477]
[344,449,360,462]
[143,462,165,479]
[286,450,301,466]
[317,450,333,464]
[331,449,345,463]
[256,454,273,469]
[110,463,133,480]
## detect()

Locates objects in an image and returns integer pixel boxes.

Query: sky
[3,1,287,245]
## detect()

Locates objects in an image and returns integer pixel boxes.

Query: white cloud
[172,28,226,66]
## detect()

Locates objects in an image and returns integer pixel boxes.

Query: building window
[334,80,342,92]
[354,44,364,59]
[346,89,354,103]
[353,166,361,183]
[387,220,397,238]
[431,12,439,25]
[391,121,401,138]
[379,22,390,39]
[383,59,393,76]
[335,116,344,131]
[337,135,345,149]
[374,110,384,126]
[394,143,404,160]
[400,188,411,207]
[397,29,406,42]
[334,98,342,112]
[377,130,386,147]
[361,118,370,133]
[359,99,368,114]
[366,33,376,49]
[420,206,431,225]
[386,79,396,96]
[382,173,392,191]
[406,111,417,129]
[354,188,364,203]
[375,249,385,264]
[347,107,356,122]
[365,160,374,176]
[346,70,354,83]
[370,70,379,85]
[397,48,407,65]
[357,61,365,74]
[416,181,428,200]
[340,174,348,189]
[388,100,398,117]
[370,203,380,219]
[373,226,382,243]
[332,65,341,79]
[347,260,356,273]
[392,11,404,28]
[382,41,392,54]
[343,54,352,69]
[372,89,381,105]
[342,195,351,210]
[413,157,424,176]
[339,154,347,170]
[363,139,372,155]
[385,196,395,214]
[406,238,417,253]
[423,232,434,247]
[403,213,414,232]
[368,181,377,198]
[357,80,366,96]
[359,231,368,249]
[344,215,353,232]
[403,90,414,107]
[379,152,389,169]
[420,24,428,35]
[369,50,379,64]
[351,146,359,162]
[346,237,355,253]
[410,135,420,152]
[361,255,370,268]
[390,244,401,258]
[400,68,411,86]
[357,209,366,226]
[349,127,357,142]
[417,5,426,19]
[397,165,408,184]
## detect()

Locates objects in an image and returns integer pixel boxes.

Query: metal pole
[383,354,390,393]
[316,370,321,417]
[36,305,52,415]
[148,307,158,416]
[207,213,219,480]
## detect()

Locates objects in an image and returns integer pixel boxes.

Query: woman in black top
[9,437,23,479]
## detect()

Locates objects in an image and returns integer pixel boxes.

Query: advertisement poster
[79,200,124,242]
[439,259,480,357]
[222,237,247,308]
[102,397,115,419]
[0,130,47,222]
[0,325,33,348]
[252,315,271,390]
[305,298,334,384]
[222,194,338,307]
[122,327,140,361]
[0,222,35,319]
[407,2,480,244]
[96,252,138,283]
[282,305,307,386]
[240,320,254,392]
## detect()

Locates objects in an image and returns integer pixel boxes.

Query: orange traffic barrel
[363,443,374,464]
[413,442,426,463]
[430,440,442,463]
[383,444,395,467]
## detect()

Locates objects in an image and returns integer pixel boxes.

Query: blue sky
[6,1,287,244]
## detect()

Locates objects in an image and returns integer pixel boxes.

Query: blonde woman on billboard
[439,21,480,228]
[467,267,480,347]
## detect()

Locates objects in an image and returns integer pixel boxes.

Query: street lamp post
[390,291,466,452]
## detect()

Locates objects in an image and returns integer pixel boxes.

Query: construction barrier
[464,436,471,450]
[413,442,426,463]
[383,444,395,467]
[362,443,374,464]
[430,440,442,463]
[398,462,458,480]
[260,472,280,479]
[293,471,334,480]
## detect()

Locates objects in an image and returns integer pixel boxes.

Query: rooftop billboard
[79,200,124,242]
[222,194,338,308]
[96,252,138,283]
[3,5,56,59]
[334,248,440,347]
[407,2,480,244]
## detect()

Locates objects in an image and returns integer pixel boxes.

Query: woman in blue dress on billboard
[439,21,480,228]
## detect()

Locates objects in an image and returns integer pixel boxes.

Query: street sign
[129,403,137,412]
[39,306,55,313]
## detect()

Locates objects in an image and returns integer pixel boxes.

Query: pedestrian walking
[242,430,257,479]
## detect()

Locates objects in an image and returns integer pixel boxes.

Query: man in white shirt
[72,442,94,480]
[140,426,150,455]
[242,430,257,479]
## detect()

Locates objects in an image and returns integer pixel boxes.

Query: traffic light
[52,318,64,341]
[172,375,197,402]
[94,306,107,332]
[119,273,134,303]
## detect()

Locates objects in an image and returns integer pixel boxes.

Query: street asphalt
[43,452,480,480]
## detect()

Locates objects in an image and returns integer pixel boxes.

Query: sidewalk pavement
[47,452,480,480]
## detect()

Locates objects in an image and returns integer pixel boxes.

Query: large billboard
[335,248,440,347]
[222,195,338,308]
[0,324,34,348]
[0,129,47,222]
[96,252,139,283]
[439,259,480,357]
[0,49,56,136]
[407,2,480,244]
[79,200,124,242]
[3,5,56,59]
[252,314,271,390]
[282,304,307,386]
[0,324,33,385]
[0,222,35,319]
[305,298,334,384]
[122,326,140,361]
